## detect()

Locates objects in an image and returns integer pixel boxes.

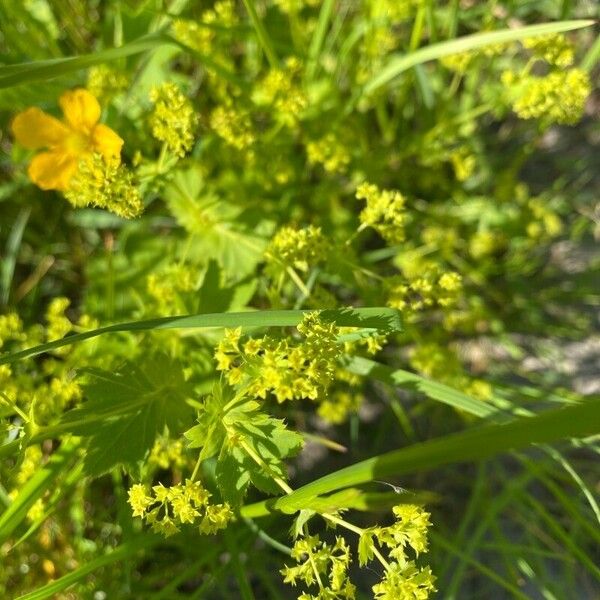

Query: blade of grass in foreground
[363,20,594,95]
[0,307,401,365]
[241,396,600,517]
[0,33,174,89]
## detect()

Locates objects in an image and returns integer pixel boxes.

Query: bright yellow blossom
[11,88,123,191]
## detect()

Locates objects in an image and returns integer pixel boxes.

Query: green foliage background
[0,0,599,598]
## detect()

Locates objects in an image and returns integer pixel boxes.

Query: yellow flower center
[63,129,91,154]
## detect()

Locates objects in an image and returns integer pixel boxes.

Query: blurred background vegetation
[0,0,599,598]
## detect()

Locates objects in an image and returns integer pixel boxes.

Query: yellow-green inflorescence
[265,224,330,274]
[149,82,197,157]
[215,312,340,404]
[253,57,307,128]
[128,479,234,537]
[209,105,256,151]
[503,68,591,125]
[86,65,128,101]
[356,182,407,245]
[64,153,143,218]
[386,267,463,315]
[282,504,435,600]
[306,133,351,174]
[523,33,575,68]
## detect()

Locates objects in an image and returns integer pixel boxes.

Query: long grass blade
[0,33,174,89]
[0,307,400,365]
[363,20,594,95]
[241,397,600,517]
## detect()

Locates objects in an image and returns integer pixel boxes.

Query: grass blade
[344,355,500,419]
[0,33,174,89]
[363,20,594,95]
[0,307,401,365]
[241,397,600,517]
[1,207,30,306]
[240,0,278,67]
[305,0,336,80]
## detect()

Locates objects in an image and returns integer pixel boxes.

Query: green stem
[323,512,391,570]
[243,517,293,555]
[240,0,278,68]
[190,453,203,481]
[239,438,294,495]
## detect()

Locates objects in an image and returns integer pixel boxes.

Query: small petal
[59,88,101,132]
[11,108,69,150]
[28,151,79,191]
[91,123,123,160]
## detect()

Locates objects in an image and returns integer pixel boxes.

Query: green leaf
[0,307,401,366]
[164,168,273,278]
[186,383,303,506]
[241,396,600,518]
[358,529,376,567]
[60,355,193,476]
[363,20,594,95]
[291,509,316,539]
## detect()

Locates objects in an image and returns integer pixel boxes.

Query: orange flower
[11,88,123,191]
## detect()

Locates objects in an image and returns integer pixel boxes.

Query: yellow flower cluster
[317,390,362,425]
[306,133,351,174]
[356,182,407,245]
[49,376,82,410]
[364,505,436,599]
[172,1,238,56]
[387,269,462,314]
[45,297,72,342]
[523,33,574,67]
[526,198,562,239]
[210,105,255,150]
[0,313,24,348]
[281,535,355,599]
[86,65,128,101]
[128,480,233,537]
[373,560,436,599]
[282,505,435,600]
[503,69,591,125]
[468,230,505,259]
[64,153,142,218]
[149,83,197,157]
[147,264,197,313]
[265,225,329,273]
[215,312,340,404]
[272,0,320,14]
[441,51,475,74]
[449,147,476,182]
[148,437,189,471]
[253,58,307,127]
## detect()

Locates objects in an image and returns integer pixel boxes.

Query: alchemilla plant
[0,1,598,598]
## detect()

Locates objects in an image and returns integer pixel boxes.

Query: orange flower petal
[28,151,79,191]
[59,89,101,132]
[11,108,70,150]
[91,123,124,160]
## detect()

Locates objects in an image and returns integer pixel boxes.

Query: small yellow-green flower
[11,88,123,191]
